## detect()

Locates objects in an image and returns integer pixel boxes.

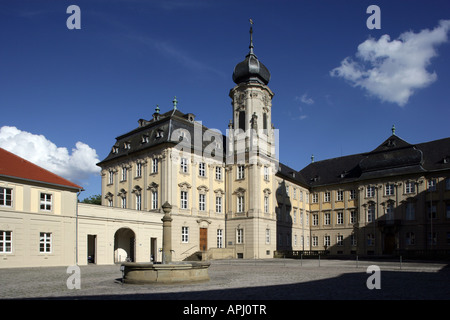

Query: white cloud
[330,20,450,106]
[295,93,315,105]
[0,126,100,186]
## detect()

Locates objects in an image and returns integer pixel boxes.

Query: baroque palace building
[96,24,450,261]
[1,25,449,268]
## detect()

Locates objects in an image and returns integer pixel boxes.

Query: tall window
[265,229,271,244]
[215,196,222,213]
[349,189,357,200]
[121,167,127,181]
[0,187,12,207]
[136,162,142,177]
[108,171,114,184]
[367,233,375,246]
[237,196,244,213]
[406,232,415,245]
[405,202,415,220]
[0,230,12,253]
[199,162,206,177]
[312,236,318,247]
[324,192,330,202]
[264,166,269,181]
[152,158,158,173]
[385,184,395,196]
[366,186,375,198]
[312,214,318,226]
[237,165,245,179]
[217,229,223,248]
[405,181,415,194]
[180,158,188,173]
[236,229,244,244]
[312,193,318,203]
[428,179,436,191]
[385,203,394,220]
[121,196,127,209]
[264,196,269,213]
[324,212,330,225]
[39,232,52,253]
[367,204,375,222]
[199,194,206,211]
[337,212,344,224]
[350,210,356,224]
[181,227,189,243]
[40,193,52,211]
[337,235,344,246]
[181,191,188,209]
[215,166,222,180]
[148,191,156,210]
[135,194,142,210]
[336,190,344,201]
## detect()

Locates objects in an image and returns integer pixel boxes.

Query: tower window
[238,111,245,131]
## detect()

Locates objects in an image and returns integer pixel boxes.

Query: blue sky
[1,0,449,200]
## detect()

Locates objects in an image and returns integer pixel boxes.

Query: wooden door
[199,228,207,251]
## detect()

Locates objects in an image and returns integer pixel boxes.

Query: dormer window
[112,146,119,154]
[124,142,131,150]
[155,129,164,139]
[141,135,149,144]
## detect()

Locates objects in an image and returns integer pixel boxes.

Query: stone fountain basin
[121,261,211,284]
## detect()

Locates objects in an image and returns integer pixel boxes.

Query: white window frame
[0,187,12,207]
[324,212,330,225]
[180,191,188,209]
[135,194,142,210]
[312,214,318,226]
[236,229,244,244]
[217,229,223,248]
[237,195,244,213]
[215,196,222,213]
[265,229,271,244]
[136,162,142,178]
[405,181,415,194]
[199,162,206,177]
[215,166,222,180]
[39,232,52,253]
[181,226,189,243]
[337,212,344,224]
[108,171,114,185]
[199,194,206,211]
[324,192,330,202]
[366,186,375,198]
[151,191,158,210]
[385,184,395,196]
[180,158,188,173]
[40,193,52,211]
[324,235,330,247]
[237,165,245,180]
[152,158,158,174]
[337,190,344,202]
[264,196,269,213]
[121,167,127,181]
[0,230,12,253]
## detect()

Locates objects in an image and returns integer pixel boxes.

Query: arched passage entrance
[114,228,136,263]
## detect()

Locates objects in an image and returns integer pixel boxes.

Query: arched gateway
[114,228,136,263]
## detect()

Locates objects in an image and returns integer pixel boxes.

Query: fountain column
[161,202,173,263]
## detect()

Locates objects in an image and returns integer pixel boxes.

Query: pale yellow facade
[0,177,78,268]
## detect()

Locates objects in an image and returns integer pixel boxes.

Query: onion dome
[232,21,271,85]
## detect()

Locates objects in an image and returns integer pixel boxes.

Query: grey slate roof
[97,108,227,166]
[299,135,450,187]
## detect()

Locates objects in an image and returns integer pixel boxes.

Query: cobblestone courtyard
[0,258,449,300]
